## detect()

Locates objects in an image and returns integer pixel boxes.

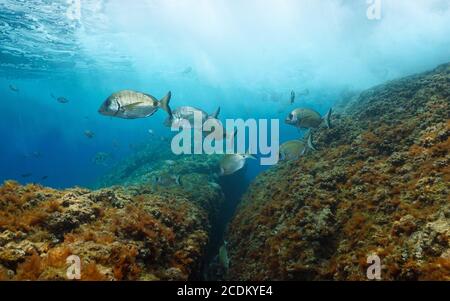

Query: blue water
[1,0,449,188]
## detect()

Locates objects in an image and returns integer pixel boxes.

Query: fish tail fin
[245,153,257,160]
[159,91,172,117]
[324,108,332,129]
[303,129,311,140]
[218,168,225,177]
[211,107,221,119]
[306,132,317,152]
[175,175,181,186]
[300,147,307,156]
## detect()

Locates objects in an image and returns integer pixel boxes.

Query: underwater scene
[0,0,449,282]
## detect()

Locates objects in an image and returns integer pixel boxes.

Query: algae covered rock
[0,133,227,281]
[0,181,214,280]
[226,63,450,281]
[95,144,225,223]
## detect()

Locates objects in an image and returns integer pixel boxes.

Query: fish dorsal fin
[211,107,221,119]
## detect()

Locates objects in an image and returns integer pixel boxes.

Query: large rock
[226,63,450,281]
[0,150,225,280]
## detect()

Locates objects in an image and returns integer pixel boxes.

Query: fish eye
[288,113,293,119]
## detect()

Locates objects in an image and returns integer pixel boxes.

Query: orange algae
[226,63,450,281]
[0,182,213,281]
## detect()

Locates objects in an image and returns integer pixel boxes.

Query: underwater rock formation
[226,63,450,280]
[0,151,225,280]
[96,146,225,231]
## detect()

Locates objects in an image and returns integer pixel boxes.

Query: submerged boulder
[226,63,450,281]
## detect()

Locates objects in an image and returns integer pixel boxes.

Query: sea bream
[219,241,230,271]
[285,108,332,130]
[165,106,220,129]
[152,174,181,187]
[99,90,172,119]
[279,134,316,161]
[219,153,256,176]
[84,130,95,139]
[9,84,19,92]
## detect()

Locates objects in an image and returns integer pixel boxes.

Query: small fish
[41,176,48,180]
[92,152,111,166]
[21,173,32,178]
[84,130,95,139]
[219,153,256,176]
[32,151,42,159]
[290,90,295,104]
[9,85,19,92]
[57,97,69,104]
[152,174,181,186]
[164,160,176,166]
[148,129,155,135]
[99,90,172,119]
[181,66,193,75]
[285,108,332,130]
[165,106,220,129]
[219,241,230,271]
[279,134,316,161]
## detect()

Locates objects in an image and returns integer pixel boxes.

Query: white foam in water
[77,0,450,91]
[1,0,449,93]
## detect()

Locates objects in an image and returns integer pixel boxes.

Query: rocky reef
[95,144,225,229]
[226,63,450,280]
[1,63,448,281]
[0,149,225,280]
